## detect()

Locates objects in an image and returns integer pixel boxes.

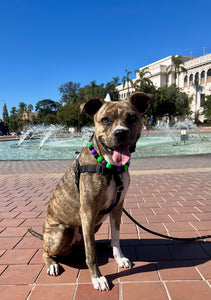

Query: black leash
[74,156,211,241]
[123,208,211,241]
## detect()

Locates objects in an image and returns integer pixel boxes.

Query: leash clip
[117,185,124,192]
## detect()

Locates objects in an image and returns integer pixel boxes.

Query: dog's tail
[28,228,43,240]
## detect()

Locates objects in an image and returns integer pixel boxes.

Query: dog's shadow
[56,238,211,285]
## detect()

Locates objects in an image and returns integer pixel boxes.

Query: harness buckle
[96,165,104,175]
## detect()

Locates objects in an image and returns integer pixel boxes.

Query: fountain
[18,126,35,147]
[0,122,210,160]
[16,124,66,149]
[155,121,178,145]
[38,124,64,149]
[173,119,207,141]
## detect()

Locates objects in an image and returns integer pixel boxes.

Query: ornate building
[116,53,211,121]
[21,108,38,121]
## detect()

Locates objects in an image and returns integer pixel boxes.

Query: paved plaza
[0,155,211,299]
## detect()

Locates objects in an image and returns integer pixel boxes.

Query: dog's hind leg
[43,222,72,276]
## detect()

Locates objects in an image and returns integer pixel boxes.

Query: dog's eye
[127,114,137,123]
[101,117,110,125]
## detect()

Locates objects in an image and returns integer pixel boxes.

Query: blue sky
[0,0,211,114]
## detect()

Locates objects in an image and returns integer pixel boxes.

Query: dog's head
[81,92,153,166]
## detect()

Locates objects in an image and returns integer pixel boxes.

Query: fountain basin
[0,131,211,160]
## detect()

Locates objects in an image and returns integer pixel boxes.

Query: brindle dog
[34,92,152,291]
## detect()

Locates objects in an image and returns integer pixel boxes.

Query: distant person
[0,119,4,136]
[150,115,155,128]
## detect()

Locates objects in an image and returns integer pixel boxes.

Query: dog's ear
[80,98,104,116]
[129,92,153,115]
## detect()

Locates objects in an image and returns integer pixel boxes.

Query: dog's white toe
[47,263,60,276]
[117,257,131,268]
[92,276,109,291]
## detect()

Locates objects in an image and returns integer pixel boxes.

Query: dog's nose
[114,129,130,139]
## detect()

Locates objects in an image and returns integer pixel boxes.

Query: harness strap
[74,159,124,215]
[74,159,111,190]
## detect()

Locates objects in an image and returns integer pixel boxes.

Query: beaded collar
[88,136,130,173]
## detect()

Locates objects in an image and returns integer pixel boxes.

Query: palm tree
[167,55,187,87]
[18,102,27,112]
[88,80,98,98]
[27,104,33,112]
[134,67,152,91]
[111,76,120,86]
[122,69,134,97]
[10,107,17,116]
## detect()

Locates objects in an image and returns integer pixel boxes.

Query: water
[17,124,65,148]
[0,126,210,160]
[155,122,178,145]
[173,119,207,141]
[135,132,211,158]
[38,125,64,149]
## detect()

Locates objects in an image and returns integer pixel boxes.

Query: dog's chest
[104,172,130,211]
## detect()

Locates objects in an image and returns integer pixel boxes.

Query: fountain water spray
[18,127,35,147]
[173,119,207,141]
[155,121,179,145]
[38,124,64,149]
[17,124,66,149]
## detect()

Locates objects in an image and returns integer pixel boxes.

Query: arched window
[189,74,193,86]
[207,69,211,82]
[195,72,199,85]
[201,70,205,83]
[184,75,188,87]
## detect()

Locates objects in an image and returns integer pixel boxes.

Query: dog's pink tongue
[112,146,131,166]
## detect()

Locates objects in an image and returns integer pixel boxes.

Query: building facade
[116,53,211,121]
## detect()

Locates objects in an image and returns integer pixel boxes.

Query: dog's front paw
[113,247,132,268]
[47,263,60,276]
[92,276,109,291]
[117,257,132,268]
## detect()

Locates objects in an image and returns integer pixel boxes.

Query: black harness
[74,158,125,215]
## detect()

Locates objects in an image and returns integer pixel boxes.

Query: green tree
[7,107,18,133]
[167,55,187,87]
[59,81,81,104]
[35,99,59,123]
[27,104,33,112]
[201,95,211,122]
[104,76,120,101]
[122,69,133,97]
[87,80,105,99]
[56,100,92,130]
[17,102,27,119]
[10,107,18,116]
[77,81,105,102]
[149,85,190,120]
[111,76,120,86]
[2,103,9,121]
[133,67,154,93]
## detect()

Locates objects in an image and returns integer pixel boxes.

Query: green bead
[124,165,128,171]
[88,142,92,147]
[97,156,103,163]
[106,162,111,169]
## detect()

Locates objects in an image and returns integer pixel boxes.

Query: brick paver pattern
[0,156,211,300]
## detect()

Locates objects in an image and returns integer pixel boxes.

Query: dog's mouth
[100,139,132,166]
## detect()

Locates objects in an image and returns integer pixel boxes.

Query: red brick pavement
[0,156,211,300]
